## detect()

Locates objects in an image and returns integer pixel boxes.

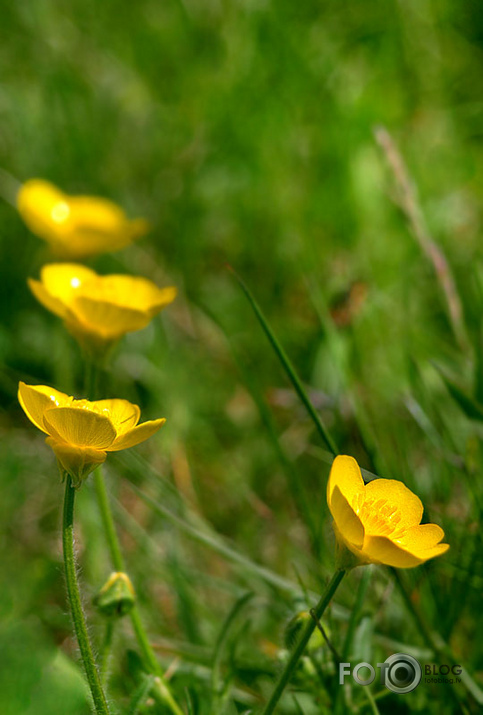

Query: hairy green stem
[93,468,184,715]
[62,477,111,715]
[261,569,346,715]
[84,360,184,715]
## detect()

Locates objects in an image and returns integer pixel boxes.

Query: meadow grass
[1,1,483,713]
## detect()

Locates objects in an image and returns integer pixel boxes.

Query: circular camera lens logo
[382,653,422,694]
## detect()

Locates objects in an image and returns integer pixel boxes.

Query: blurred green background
[1,1,483,713]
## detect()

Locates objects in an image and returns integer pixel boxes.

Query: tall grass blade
[229,267,338,456]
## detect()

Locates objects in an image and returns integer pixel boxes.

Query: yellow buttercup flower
[17,178,149,258]
[28,263,177,355]
[18,382,166,487]
[327,455,449,568]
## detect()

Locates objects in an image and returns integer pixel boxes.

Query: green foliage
[1,0,483,713]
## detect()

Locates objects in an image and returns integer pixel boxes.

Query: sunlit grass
[2,1,483,713]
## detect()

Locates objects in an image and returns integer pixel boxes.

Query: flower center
[352,493,405,539]
[71,399,94,411]
[70,399,111,419]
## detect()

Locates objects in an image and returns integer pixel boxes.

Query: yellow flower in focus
[28,263,177,355]
[327,455,449,568]
[18,382,166,487]
[17,178,149,258]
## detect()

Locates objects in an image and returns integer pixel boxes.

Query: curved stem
[93,468,184,715]
[261,569,346,715]
[62,477,111,715]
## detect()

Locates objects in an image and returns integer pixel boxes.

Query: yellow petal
[78,299,147,334]
[330,485,365,548]
[17,179,70,241]
[108,418,166,451]
[18,180,149,258]
[28,278,69,319]
[71,296,150,338]
[364,478,423,529]
[18,382,71,433]
[46,437,106,487]
[43,407,117,449]
[40,263,97,305]
[362,534,449,568]
[78,274,176,314]
[146,286,177,316]
[69,195,130,232]
[66,197,148,254]
[397,523,447,551]
[91,399,141,434]
[327,455,365,511]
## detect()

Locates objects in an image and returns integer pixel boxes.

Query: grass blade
[229,267,338,456]
[211,592,255,711]
[127,675,155,715]
[126,479,299,596]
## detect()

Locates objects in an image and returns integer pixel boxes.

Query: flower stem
[334,567,372,714]
[83,357,100,400]
[62,476,111,715]
[84,362,184,715]
[93,469,184,715]
[100,621,115,687]
[93,470,124,572]
[261,569,346,715]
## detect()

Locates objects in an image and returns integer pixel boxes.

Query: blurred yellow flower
[17,178,149,258]
[327,455,449,568]
[29,263,177,355]
[18,382,166,486]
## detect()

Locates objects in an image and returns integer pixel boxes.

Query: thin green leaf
[126,479,298,597]
[435,366,483,422]
[292,695,307,714]
[127,675,155,715]
[184,689,196,715]
[192,300,321,562]
[211,591,255,710]
[230,267,338,456]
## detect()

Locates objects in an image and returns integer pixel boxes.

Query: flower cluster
[15,177,174,485]
[15,176,449,569]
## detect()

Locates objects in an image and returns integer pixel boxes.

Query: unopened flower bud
[93,572,135,617]
[284,610,326,652]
